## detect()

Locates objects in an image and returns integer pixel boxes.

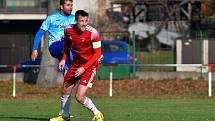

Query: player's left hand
[31,50,38,61]
[59,59,66,71]
[75,67,85,77]
[98,54,103,63]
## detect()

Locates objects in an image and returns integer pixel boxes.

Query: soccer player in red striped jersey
[50,10,104,121]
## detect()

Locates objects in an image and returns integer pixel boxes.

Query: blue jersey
[32,11,75,71]
[40,11,75,47]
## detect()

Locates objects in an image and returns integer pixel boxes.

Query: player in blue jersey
[31,0,75,73]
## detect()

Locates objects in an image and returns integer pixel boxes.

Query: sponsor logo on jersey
[80,37,85,42]
[83,80,87,83]
[53,24,66,28]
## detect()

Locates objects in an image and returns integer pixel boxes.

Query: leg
[50,82,74,121]
[48,41,64,59]
[49,41,72,76]
[75,84,104,121]
[75,66,98,112]
[60,82,74,118]
[60,63,79,118]
[63,70,68,76]
[75,84,100,114]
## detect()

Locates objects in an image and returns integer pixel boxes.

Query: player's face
[61,1,73,15]
[76,15,88,31]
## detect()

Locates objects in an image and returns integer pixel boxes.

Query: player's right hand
[31,50,38,61]
[59,59,66,71]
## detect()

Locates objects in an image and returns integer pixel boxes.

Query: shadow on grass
[0,115,49,121]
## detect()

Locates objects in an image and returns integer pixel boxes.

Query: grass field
[1,97,215,121]
[1,79,215,121]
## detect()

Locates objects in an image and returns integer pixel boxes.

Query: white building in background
[73,0,98,13]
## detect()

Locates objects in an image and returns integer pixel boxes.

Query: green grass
[0,97,215,121]
[137,50,176,71]
[138,50,175,64]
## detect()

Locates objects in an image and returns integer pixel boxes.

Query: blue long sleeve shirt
[32,11,75,51]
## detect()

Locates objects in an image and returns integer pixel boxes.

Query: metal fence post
[132,31,136,75]
[208,64,212,97]
[109,65,113,97]
[12,65,16,97]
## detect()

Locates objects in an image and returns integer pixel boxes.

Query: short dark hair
[75,10,89,20]
[60,0,73,5]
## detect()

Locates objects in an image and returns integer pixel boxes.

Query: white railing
[106,64,212,97]
[0,64,213,97]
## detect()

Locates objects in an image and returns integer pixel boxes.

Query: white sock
[83,97,100,115]
[60,95,71,118]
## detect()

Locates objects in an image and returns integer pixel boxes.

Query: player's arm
[31,15,50,61]
[83,43,101,70]
[75,43,101,77]
[83,29,101,70]
[31,29,45,61]
[59,29,71,70]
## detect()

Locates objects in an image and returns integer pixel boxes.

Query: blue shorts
[48,41,73,71]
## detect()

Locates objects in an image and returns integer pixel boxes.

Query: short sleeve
[40,16,51,31]
[91,29,101,49]
[91,29,101,42]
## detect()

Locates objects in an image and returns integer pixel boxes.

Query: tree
[146,0,194,52]
[112,0,194,52]
[36,0,59,86]
[202,0,215,17]
[98,0,108,24]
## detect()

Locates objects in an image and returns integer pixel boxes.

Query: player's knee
[75,94,84,104]
[62,88,71,95]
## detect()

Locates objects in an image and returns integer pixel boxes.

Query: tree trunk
[36,0,59,86]
[98,0,108,25]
